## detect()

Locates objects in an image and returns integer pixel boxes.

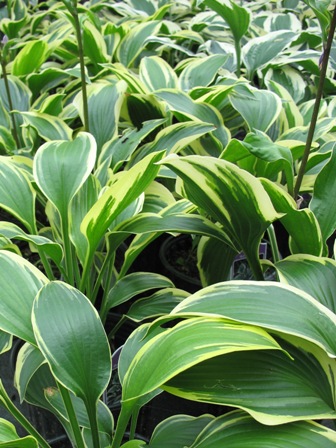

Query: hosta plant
[0,0,335,447]
[0,249,335,447]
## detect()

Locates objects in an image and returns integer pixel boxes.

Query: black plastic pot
[160,235,278,288]
[159,235,202,293]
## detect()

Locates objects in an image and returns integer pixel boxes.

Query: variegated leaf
[172,280,336,357]
[0,251,48,344]
[0,156,36,233]
[18,111,72,141]
[160,155,280,280]
[276,254,336,313]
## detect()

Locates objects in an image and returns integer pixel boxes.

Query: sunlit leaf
[242,30,296,78]
[12,40,49,76]
[34,132,96,222]
[229,84,282,132]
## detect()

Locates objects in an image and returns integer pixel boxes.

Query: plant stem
[266,224,281,264]
[38,249,56,280]
[0,58,21,149]
[111,404,133,448]
[0,380,51,448]
[79,251,93,294]
[293,5,336,200]
[235,38,241,77]
[85,401,100,448]
[129,406,140,441]
[58,382,86,448]
[61,216,75,286]
[107,315,127,343]
[72,9,90,133]
[95,252,116,320]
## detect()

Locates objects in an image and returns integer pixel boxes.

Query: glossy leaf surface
[0,252,48,344]
[0,157,36,233]
[0,419,38,447]
[164,339,336,424]
[12,40,49,76]
[229,84,282,132]
[117,21,160,67]
[122,318,282,404]
[172,280,336,357]
[19,111,72,142]
[160,155,280,279]
[187,411,336,447]
[242,30,296,78]
[81,151,164,260]
[34,132,96,221]
[276,254,336,313]
[310,143,336,246]
[32,281,111,407]
[261,178,323,256]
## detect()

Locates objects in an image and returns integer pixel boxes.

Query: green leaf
[0,419,38,447]
[45,388,113,438]
[198,236,237,285]
[140,56,178,91]
[310,143,336,246]
[126,93,166,130]
[33,132,97,222]
[133,122,216,163]
[18,111,73,142]
[165,340,336,424]
[203,0,250,43]
[0,251,48,344]
[69,175,100,266]
[0,332,11,355]
[100,119,166,170]
[148,414,214,448]
[32,281,111,407]
[178,55,228,91]
[276,254,336,313]
[261,178,323,256]
[83,19,109,64]
[109,210,233,278]
[266,79,304,133]
[0,76,31,126]
[74,81,127,154]
[122,317,282,407]
[160,155,280,280]
[229,84,282,132]
[301,0,332,42]
[12,40,49,76]
[14,342,46,402]
[81,151,165,261]
[242,30,296,78]
[0,157,36,233]
[117,21,161,67]
[155,89,230,149]
[172,280,336,357]
[0,221,63,267]
[223,130,294,194]
[187,410,336,447]
[105,272,174,311]
[127,288,189,321]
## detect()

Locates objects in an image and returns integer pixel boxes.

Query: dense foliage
[0,0,335,447]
